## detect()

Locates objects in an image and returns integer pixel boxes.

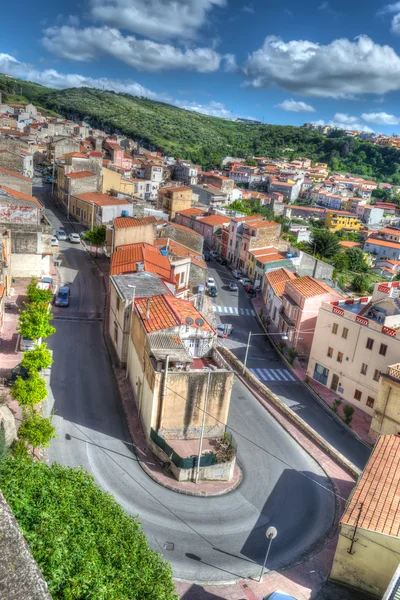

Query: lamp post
[195,368,211,484]
[259,526,277,583]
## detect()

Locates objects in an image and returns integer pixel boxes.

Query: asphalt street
[38,186,338,583]
[207,260,371,471]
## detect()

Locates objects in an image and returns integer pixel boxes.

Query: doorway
[331,374,339,392]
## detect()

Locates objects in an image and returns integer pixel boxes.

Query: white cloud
[361,112,400,125]
[89,0,226,40]
[243,5,255,13]
[314,113,374,132]
[275,99,316,112]
[392,13,400,33]
[377,3,400,34]
[42,26,224,72]
[243,35,400,98]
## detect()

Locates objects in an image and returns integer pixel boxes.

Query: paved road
[207,259,371,471]
[35,186,337,583]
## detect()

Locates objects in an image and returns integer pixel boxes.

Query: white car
[20,337,42,351]
[51,236,59,246]
[206,277,216,288]
[239,277,251,287]
[68,233,81,244]
[56,230,68,241]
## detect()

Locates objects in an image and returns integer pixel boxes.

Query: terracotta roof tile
[197,215,229,227]
[114,216,156,229]
[286,275,341,299]
[365,238,400,251]
[65,170,96,179]
[154,238,206,269]
[74,192,130,207]
[136,294,213,333]
[110,243,172,279]
[0,166,31,181]
[63,152,88,158]
[265,268,297,298]
[378,227,400,237]
[341,435,400,536]
[0,185,42,207]
[176,208,208,217]
[338,241,362,248]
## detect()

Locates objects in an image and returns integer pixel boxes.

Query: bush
[287,348,298,365]
[18,410,57,449]
[21,343,53,372]
[11,371,47,409]
[18,302,55,340]
[343,404,355,425]
[0,459,177,600]
[352,274,370,294]
[332,399,342,414]
[27,278,53,304]
[11,439,30,459]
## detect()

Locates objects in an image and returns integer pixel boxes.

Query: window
[361,363,368,375]
[114,322,118,344]
[354,389,362,401]
[337,351,343,363]
[366,396,375,408]
[327,347,333,358]
[332,323,338,335]
[373,369,381,382]
[272,307,277,321]
[379,343,388,356]
[366,338,374,350]
[342,327,349,340]
[116,296,120,312]
[313,363,329,385]
[180,272,185,284]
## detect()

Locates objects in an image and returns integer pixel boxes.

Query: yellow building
[324,211,364,232]
[102,166,121,194]
[369,363,400,438]
[157,186,193,220]
[330,434,400,597]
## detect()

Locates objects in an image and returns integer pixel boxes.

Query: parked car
[206,276,216,288]
[203,253,210,262]
[208,285,218,297]
[44,176,53,184]
[8,363,29,387]
[220,258,227,266]
[232,269,242,279]
[56,229,67,241]
[246,285,257,297]
[20,337,41,351]
[217,323,233,337]
[55,286,70,307]
[68,233,81,244]
[36,276,53,292]
[229,281,239,291]
[239,277,251,287]
[215,256,223,263]
[51,236,59,246]
[210,251,219,258]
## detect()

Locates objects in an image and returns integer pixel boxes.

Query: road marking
[250,368,296,383]
[213,306,255,316]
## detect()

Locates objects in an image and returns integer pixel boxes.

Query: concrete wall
[0,172,32,195]
[370,373,400,438]
[292,249,335,280]
[0,151,24,175]
[11,253,50,278]
[189,262,207,287]
[158,224,204,254]
[102,167,121,193]
[108,283,132,363]
[113,223,155,251]
[330,524,400,597]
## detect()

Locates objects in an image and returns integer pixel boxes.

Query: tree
[337,274,347,291]
[352,273,370,294]
[343,404,355,425]
[18,302,55,340]
[244,158,257,166]
[333,252,349,271]
[21,343,53,372]
[345,247,368,272]
[18,411,56,449]
[83,225,106,257]
[309,229,340,259]
[11,372,47,409]
[0,459,178,600]
[27,278,53,304]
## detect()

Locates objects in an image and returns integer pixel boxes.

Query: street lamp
[259,526,277,583]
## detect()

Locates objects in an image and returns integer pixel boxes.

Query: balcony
[387,364,400,381]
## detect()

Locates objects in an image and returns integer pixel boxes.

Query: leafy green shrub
[18,302,55,340]
[343,404,355,425]
[18,411,56,449]
[21,343,53,372]
[0,459,177,600]
[332,399,342,414]
[11,439,30,459]
[27,278,53,304]
[352,274,370,294]
[11,371,47,408]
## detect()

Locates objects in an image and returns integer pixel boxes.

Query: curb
[252,302,372,449]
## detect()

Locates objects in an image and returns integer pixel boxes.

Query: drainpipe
[378,387,392,434]
[157,355,170,431]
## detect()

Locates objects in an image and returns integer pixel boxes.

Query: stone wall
[0,151,24,175]
[0,172,32,196]
[158,224,204,253]
[69,175,99,197]
[249,223,281,250]
[294,250,335,280]
[189,262,207,287]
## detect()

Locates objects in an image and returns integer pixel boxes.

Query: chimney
[136,261,144,272]
[146,299,151,319]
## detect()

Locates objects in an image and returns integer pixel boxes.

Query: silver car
[56,229,67,241]
[68,233,81,244]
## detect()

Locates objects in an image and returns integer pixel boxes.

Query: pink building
[279,276,342,356]
[194,214,230,248]
[104,139,132,170]
[174,207,208,229]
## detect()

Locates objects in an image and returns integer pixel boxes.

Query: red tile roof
[136,294,213,333]
[341,435,400,536]
[89,152,103,157]
[176,207,207,217]
[365,238,400,251]
[0,185,42,207]
[253,252,286,264]
[154,238,206,269]
[65,170,96,179]
[338,241,362,248]
[244,220,277,230]
[114,216,156,229]
[0,166,31,181]
[110,243,172,278]
[286,275,341,299]
[265,268,297,298]
[197,215,229,227]
[63,152,88,158]
[378,227,400,237]
[74,192,130,207]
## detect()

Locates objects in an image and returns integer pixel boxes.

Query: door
[331,374,339,392]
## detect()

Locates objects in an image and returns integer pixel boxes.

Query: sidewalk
[252,295,375,446]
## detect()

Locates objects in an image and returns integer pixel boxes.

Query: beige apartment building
[307,281,400,416]
[158,186,192,220]
[369,363,400,438]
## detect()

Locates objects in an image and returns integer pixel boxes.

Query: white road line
[277,369,290,381]
[265,369,277,381]
[256,368,267,381]
[229,306,234,313]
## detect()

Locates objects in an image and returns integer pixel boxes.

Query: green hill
[1,74,400,180]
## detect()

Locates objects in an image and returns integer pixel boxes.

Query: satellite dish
[195,318,204,327]
[186,317,194,325]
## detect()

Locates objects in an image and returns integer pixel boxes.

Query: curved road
[39,186,337,583]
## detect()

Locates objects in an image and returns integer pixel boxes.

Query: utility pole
[195,368,211,484]
[242,331,252,375]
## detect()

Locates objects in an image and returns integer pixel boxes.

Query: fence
[150,428,216,469]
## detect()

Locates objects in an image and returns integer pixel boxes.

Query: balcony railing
[387,365,400,381]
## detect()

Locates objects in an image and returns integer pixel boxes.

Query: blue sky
[3,0,400,133]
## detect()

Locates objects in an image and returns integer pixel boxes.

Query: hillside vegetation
[2,74,400,179]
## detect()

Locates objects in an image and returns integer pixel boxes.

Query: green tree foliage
[18,302,55,340]
[345,247,368,272]
[83,225,106,257]
[244,158,257,166]
[309,229,340,259]
[21,343,53,372]
[11,371,47,408]
[343,404,355,425]
[27,278,53,304]
[0,459,177,600]
[18,411,56,449]
[337,274,347,291]
[352,273,371,294]
[333,252,349,271]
